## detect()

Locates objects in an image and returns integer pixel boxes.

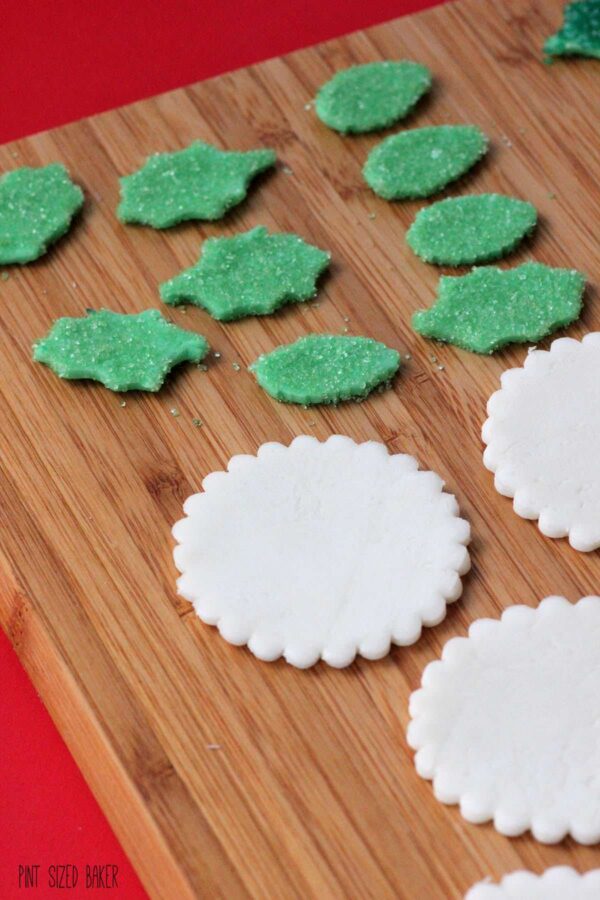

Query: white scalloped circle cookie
[408,596,600,844]
[466,867,600,899]
[172,435,470,668]
[483,334,600,551]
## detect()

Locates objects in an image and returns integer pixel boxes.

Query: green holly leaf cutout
[117,140,276,228]
[33,309,209,392]
[251,334,401,405]
[315,61,432,134]
[544,0,600,59]
[412,262,586,354]
[363,125,488,200]
[0,164,83,264]
[407,193,538,266]
[160,226,331,321]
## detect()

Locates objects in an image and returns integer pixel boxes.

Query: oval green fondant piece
[363,125,488,200]
[0,164,83,265]
[118,140,276,228]
[406,193,538,266]
[33,309,209,392]
[315,61,432,134]
[544,0,600,58]
[413,262,586,354]
[251,334,400,405]
[160,226,330,320]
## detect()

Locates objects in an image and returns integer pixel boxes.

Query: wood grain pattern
[1,0,599,896]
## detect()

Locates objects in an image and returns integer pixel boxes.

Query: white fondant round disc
[483,334,600,551]
[408,596,600,844]
[466,867,600,899]
[173,434,470,668]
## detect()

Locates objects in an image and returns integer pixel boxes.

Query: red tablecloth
[0,1,440,896]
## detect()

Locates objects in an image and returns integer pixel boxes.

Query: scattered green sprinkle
[315,61,432,134]
[160,226,330,320]
[0,164,83,264]
[118,140,276,228]
[232,362,241,371]
[406,193,538,265]
[33,309,209,392]
[192,417,203,427]
[170,407,180,417]
[1,272,10,281]
[363,125,488,200]
[412,261,585,354]
[119,400,127,407]
[544,0,600,58]
[250,333,400,405]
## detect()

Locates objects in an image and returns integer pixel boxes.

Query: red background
[0,1,439,896]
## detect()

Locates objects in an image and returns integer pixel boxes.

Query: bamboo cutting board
[1,0,599,896]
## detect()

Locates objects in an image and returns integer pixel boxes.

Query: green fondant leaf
[160,226,330,320]
[33,309,209,392]
[118,141,276,228]
[251,334,400,405]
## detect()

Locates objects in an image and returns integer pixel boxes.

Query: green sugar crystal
[406,193,537,266]
[118,140,276,228]
[413,262,585,354]
[33,308,209,392]
[160,226,331,320]
[315,61,432,134]
[0,164,83,264]
[250,334,400,405]
[363,125,488,200]
[544,0,600,58]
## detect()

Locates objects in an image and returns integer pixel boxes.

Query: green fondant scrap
[544,0,600,58]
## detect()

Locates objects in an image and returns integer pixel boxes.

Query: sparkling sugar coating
[413,262,585,353]
[33,308,209,392]
[408,596,600,844]
[160,226,331,320]
[315,61,432,134]
[172,434,470,668]
[251,334,401,405]
[0,164,83,264]
[117,141,276,228]
[482,333,600,551]
[544,0,600,58]
[363,125,488,200]
[466,867,600,899]
[407,193,537,266]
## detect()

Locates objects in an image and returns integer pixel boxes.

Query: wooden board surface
[1,0,599,896]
